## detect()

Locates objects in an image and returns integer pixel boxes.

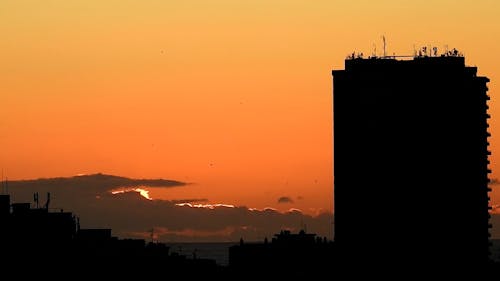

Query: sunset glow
[175,203,235,209]
[249,207,278,212]
[111,188,152,200]
[0,0,499,217]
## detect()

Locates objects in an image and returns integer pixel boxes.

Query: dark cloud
[277,196,294,204]
[6,173,186,205]
[6,175,333,242]
[87,194,332,242]
[7,175,499,242]
[8,173,186,193]
[491,214,500,239]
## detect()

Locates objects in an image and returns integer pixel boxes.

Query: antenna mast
[34,192,39,208]
[45,192,51,210]
[382,35,386,57]
[1,170,5,194]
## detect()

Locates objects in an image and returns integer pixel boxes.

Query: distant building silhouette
[332,54,491,269]
[229,229,334,276]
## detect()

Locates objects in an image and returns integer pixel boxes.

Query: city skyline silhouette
[2,53,500,277]
[1,0,500,277]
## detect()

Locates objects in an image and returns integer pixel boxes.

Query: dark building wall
[333,56,490,267]
[0,195,9,216]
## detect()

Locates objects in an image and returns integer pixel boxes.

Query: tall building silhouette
[332,54,491,268]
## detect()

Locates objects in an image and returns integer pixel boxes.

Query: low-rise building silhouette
[229,229,334,276]
[0,194,219,277]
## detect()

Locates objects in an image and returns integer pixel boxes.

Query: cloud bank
[5,174,333,242]
[9,174,496,242]
[7,173,186,195]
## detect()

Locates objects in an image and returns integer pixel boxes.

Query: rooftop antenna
[372,43,377,58]
[382,35,386,57]
[45,192,51,210]
[1,170,6,195]
[34,192,39,208]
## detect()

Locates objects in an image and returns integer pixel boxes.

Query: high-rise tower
[333,54,490,268]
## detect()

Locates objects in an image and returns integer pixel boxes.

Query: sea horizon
[163,239,500,266]
[164,242,240,266]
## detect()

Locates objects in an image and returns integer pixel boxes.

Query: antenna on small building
[34,192,39,208]
[45,192,51,210]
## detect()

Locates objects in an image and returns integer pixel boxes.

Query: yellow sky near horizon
[1,0,499,214]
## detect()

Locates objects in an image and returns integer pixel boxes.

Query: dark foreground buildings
[0,194,218,278]
[0,192,331,277]
[333,53,491,270]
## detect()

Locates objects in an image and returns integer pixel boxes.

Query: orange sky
[1,0,500,215]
